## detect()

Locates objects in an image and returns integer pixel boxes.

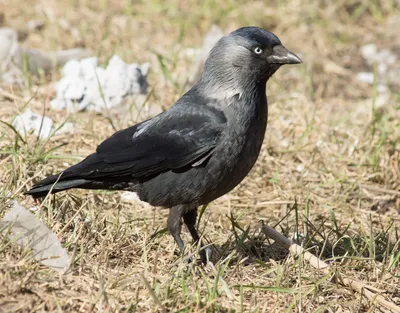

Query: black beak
[267,45,302,64]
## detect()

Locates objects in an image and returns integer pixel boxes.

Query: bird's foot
[199,245,213,265]
[175,245,212,265]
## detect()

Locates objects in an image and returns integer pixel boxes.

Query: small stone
[296,164,304,172]
[360,44,377,65]
[12,108,53,139]
[357,72,374,84]
[12,108,74,140]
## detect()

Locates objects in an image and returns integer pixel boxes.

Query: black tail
[25,153,134,198]
[25,174,92,198]
[25,153,105,198]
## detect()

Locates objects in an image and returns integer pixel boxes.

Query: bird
[26,26,302,263]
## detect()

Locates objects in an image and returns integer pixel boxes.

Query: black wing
[61,105,226,180]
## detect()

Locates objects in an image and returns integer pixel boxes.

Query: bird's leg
[183,208,211,264]
[167,205,185,253]
[182,208,200,242]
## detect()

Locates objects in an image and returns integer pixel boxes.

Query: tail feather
[25,153,131,198]
[25,176,92,198]
[25,153,101,198]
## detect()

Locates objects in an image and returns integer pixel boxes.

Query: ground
[0,0,400,312]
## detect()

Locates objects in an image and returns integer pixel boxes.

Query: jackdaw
[26,26,302,262]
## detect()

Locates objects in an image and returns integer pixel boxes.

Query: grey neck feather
[199,60,245,101]
[196,37,280,103]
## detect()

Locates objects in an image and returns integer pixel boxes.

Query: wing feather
[60,105,225,180]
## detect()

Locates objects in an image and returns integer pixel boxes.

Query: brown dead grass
[0,0,400,312]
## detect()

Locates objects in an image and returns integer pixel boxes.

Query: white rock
[357,72,374,84]
[280,139,289,148]
[60,76,86,100]
[360,44,397,72]
[29,206,40,212]
[377,84,387,93]
[80,56,98,78]
[58,122,75,134]
[377,63,388,75]
[61,59,81,77]
[13,108,53,139]
[316,139,325,148]
[1,201,70,272]
[51,55,150,112]
[378,49,397,65]
[12,108,75,139]
[360,44,377,65]
[292,232,305,242]
[140,62,150,76]
[296,164,305,172]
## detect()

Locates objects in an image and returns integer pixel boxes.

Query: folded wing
[39,105,226,185]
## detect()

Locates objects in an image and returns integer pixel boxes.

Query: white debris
[291,232,305,243]
[357,43,399,95]
[57,122,75,134]
[12,108,53,139]
[360,44,378,65]
[360,44,397,67]
[12,108,74,139]
[0,201,70,272]
[50,55,150,112]
[316,139,325,149]
[29,206,40,212]
[357,72,374,85]
[280,139,289,148]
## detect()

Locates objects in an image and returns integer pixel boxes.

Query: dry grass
[1,0,400,312]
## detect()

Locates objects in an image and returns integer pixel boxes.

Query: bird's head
[200,27,301,99]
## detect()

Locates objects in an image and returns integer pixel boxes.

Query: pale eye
[254,47,263,55]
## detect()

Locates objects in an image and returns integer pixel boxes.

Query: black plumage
[26,27,302,263]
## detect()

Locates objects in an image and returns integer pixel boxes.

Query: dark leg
[183,208,212,264]
[183,208,200,242]
[167,205,185,253]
